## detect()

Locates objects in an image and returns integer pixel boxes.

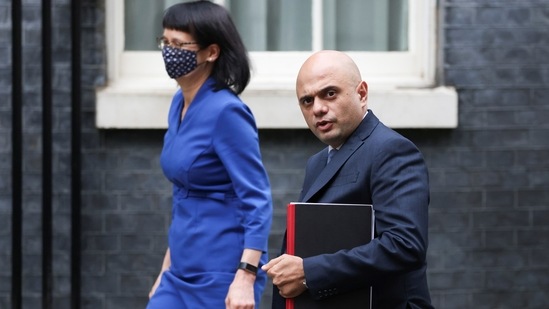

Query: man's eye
[327,90,336,97]
[301,98,313,105]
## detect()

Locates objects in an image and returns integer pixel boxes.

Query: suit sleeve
[213,101,273,253]
[303,135,430,297]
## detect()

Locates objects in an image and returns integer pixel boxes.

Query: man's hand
[261,254,308,298]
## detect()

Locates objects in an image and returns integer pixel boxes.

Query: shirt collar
[328,110,368,152]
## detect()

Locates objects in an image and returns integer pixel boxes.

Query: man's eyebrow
[298,85,339,102]
[318,85,339,96]
[298,94,312,103]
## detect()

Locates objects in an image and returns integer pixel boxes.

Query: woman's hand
[225,269,256,309]
[149,271,164,299]
[149,248,171,299]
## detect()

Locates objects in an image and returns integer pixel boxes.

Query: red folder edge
[286,203,296,309]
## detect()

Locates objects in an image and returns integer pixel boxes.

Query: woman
[146,1,272,308]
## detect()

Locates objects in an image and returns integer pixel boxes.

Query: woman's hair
[163,0,251,95]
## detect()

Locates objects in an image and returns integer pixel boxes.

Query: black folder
[286,202,374,309]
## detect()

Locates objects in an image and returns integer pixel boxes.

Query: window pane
[124,0,194,51]
[323,0,408,51]
[124,0,162,50]
[388,0,408,51]
[228,0,312,51]
[124,0,407,52]
[227,0,268,51]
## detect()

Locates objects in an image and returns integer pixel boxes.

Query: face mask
[162,46,198,79]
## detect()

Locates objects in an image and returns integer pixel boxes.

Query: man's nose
[312,100,328,115]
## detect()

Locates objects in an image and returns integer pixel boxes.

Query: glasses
[157,37,198,50]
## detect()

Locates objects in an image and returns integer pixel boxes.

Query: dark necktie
[327,148,337,164]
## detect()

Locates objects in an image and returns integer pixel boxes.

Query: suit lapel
[301,111,379,202]
[301,151,328,195]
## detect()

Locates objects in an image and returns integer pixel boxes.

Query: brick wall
[1,0,548,308]
[426,0,549,307]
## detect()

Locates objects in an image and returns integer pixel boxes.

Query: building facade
[1,0,548,308]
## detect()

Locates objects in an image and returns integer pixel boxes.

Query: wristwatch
[238,262,258,275]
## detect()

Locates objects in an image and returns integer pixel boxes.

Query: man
[262,50,434,308]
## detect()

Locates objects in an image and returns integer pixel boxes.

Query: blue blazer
[273,111,433,309]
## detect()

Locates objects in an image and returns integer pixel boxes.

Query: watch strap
[238,262,258,275]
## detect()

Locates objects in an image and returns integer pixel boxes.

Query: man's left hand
[261,254,308,298]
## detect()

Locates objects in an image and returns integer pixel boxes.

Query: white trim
[104,0,123,82]
[96,82,457,129]
[96,0,458,129]
[312,0,323,51]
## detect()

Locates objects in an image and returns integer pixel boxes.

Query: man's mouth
[316,120,333,131]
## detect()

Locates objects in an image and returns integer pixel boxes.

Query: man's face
[296,66,367,148]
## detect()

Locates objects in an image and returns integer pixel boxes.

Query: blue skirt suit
[147,78,272,308]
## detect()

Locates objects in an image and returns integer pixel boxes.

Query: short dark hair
[163,0,251,95]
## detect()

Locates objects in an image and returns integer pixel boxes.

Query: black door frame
[10,1,82,308]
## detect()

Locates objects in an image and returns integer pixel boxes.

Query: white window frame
[96,0,457,129]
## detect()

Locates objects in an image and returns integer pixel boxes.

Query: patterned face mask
[161,46,198,79]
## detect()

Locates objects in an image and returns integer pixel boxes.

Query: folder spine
[286,203,296,309]
[287,203,295,255]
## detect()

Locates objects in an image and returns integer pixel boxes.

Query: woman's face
[160,29,214,80]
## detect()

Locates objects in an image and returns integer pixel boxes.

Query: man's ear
[357,81,368,102]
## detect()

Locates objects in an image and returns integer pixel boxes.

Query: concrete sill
[96,80,458,129]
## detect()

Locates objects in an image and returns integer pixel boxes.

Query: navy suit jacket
[273,111,433,309]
